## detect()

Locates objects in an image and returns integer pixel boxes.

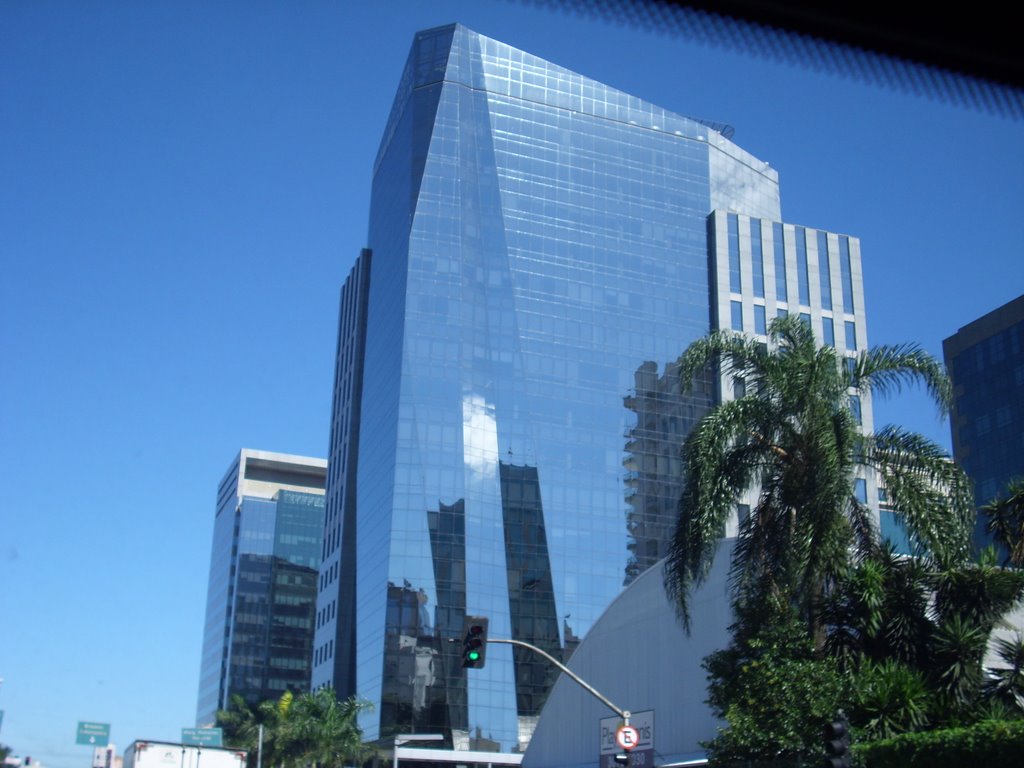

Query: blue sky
[1,2,1021,766]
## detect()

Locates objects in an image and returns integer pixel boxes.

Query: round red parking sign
[616,725,639,751]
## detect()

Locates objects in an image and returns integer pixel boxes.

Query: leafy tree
[702,599,848,763]
[665,315,973,645]
[985,478,1024,567]
[822,544,1024,731]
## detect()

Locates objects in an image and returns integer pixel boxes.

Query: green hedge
[855,720,1024,767]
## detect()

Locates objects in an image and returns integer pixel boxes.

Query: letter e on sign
[616,725,639,751]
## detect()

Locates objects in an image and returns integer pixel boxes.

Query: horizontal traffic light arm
[488,637,631,723]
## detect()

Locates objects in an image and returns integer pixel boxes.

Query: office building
[944,294,1024,545]
[312,23,872,754]
[196,450,327,726]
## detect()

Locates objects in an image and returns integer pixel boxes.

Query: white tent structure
[523,543,735,768]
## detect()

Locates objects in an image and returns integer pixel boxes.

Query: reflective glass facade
[944,295,1024,549]
[196,450,326,726]
[315,24,873,753]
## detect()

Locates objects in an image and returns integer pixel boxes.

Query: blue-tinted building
[196,449,327,726]
[312,24,872,754]
[944,294,1024,549]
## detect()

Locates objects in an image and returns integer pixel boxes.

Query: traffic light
[461,616,489,668]
[823,713,851,768]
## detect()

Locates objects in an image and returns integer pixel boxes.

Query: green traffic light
[468,651,480,661]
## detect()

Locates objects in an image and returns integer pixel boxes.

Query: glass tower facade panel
[316,24,873,753]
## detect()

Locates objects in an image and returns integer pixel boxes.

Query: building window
[773,222,787,302]
[850,394,862,425]
[823,316,835,347]
[845,321,858,350]
[754,304,767,335]
[855,478,867,504]
[796,226,810,306]
[731,300,744,331]
[751,218,765,298]
[839,236,855,313]
[817,231,832,311]
[728,213,741,294]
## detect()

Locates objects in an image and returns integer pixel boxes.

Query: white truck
[123,742,247,768]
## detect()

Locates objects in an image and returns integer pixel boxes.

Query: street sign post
[600,711,654,768]
[182,728,224,747]
[76,722,111,747]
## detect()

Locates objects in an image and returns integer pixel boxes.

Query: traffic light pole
[486,638,631,724]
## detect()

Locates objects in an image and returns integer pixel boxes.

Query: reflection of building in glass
[312,23,873,753]
[381,580,442,733]
[426,499,469,739]
[196,450,326,726]
[499,462,560,745]
[944,295,1024,549]
[623,361,714,584]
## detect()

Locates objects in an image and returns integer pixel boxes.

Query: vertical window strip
[796,227,810,306]
[773,222,787,302]
[817,231,833,311]
[840,236,855,313]
[751,218,765,298]
[845,321,858,350]
[728,213,741,294]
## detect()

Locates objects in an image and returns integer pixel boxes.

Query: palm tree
[664,315,974,643]
[283,688,371,768]
[217,692,289,768]
[219,689,370,768]
[985,633,1024,712]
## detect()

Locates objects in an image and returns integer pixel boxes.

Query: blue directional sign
[182,728,223,747]
[76,722,111,747]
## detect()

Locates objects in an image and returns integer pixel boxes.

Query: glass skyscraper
[196,449,327,726]
[312,24,872,753]
[944,295,1024,549]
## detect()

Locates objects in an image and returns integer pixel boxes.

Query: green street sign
[76,721,111,747]
[182,728,223,747]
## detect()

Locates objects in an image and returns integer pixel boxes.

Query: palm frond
[848,343,952,412]
[676,328,768,393]
[865,425,973,567]
[665,396,781,627]
[984,478,1024,567]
